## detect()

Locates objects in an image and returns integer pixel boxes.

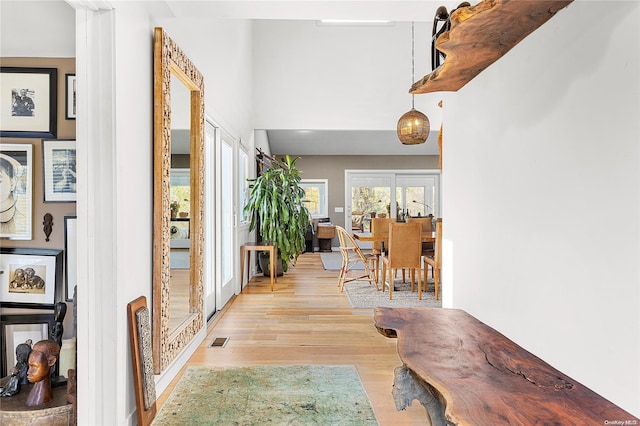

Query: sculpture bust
[25,340,60,406]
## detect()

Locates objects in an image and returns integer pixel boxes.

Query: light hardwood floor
[157,252,430,425]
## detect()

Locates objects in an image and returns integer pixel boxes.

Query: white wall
[0,1,75,57]
[154,17,254,144]
[252,19,443,131]
[442,0,639,415]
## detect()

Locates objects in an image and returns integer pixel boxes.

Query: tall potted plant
[243,152,310,274]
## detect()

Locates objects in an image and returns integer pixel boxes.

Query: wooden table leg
[269,246,275,291]
[240,247,245,286]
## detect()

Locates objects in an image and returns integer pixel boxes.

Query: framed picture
[1,313,54,377]
[64,216,77,302]
[0,67,57,138]
[0,143,33,240]
[42,139,76,202]
[65,73,76,120]
[0,248,63,309]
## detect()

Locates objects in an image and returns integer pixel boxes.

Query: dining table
[353,231,436,243]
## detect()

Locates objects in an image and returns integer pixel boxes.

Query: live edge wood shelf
[410,0,574,94]
[374,307,638,425]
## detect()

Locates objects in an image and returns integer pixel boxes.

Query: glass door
[346,171,440,245]
[346,173,394,249]
[204,120,216,320]
[216,130,236,308]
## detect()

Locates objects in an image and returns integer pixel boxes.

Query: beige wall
[295,155,439,245]
[1,57,76,337]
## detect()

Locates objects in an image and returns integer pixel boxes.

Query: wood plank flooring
[157,252,431,425]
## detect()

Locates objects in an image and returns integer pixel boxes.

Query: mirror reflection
[169,72,192,333]
[153,27,204,373]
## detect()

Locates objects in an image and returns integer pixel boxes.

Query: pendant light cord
[411,21,415,109]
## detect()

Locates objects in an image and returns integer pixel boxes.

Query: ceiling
[265,129,440,156]
[165,0,459,156]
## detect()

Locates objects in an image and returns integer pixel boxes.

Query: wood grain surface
[411,0,574,94]
[374,307,638,425]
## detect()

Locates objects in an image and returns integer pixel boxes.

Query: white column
[69,1,117,424]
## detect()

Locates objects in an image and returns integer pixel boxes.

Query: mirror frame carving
[152,27,205,374]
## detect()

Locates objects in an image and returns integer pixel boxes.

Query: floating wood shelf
[410,0,574,94]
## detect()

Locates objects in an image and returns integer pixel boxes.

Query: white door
[204,120,216,319]
[216,130,236,308]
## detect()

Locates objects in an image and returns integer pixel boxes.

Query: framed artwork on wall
[1,313,55,377]
[65,73,76,120]
[0,143,33,240]
[64,216,77,302]
[42,139,76,202]
[0,248,63,309]
[0,67,57,138]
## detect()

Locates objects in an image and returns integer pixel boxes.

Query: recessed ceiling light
[318,19,392,26]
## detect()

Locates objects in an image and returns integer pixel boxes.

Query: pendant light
[397,21,430,145]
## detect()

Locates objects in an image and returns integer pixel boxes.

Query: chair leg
[381,262,387,293]
[434,267,440,300]
[388,268,393,300]
[337,255,347,289]
[418,267,422,300]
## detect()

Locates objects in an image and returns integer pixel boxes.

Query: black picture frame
[0,67,57,138]
[64,216,77,302]
[65,73,76,120]
[0,248,63,309]
[1,313,55,377]
[42,139,77,202]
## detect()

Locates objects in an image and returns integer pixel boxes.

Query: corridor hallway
[157,252,430,425]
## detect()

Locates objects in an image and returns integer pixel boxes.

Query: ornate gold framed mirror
[152,27,205,373]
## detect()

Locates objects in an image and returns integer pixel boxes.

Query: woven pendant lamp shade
[398,21,429,145]
[397,108,430,145]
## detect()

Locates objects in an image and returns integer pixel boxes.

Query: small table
[374,307,637,425]
[240,242,277,291]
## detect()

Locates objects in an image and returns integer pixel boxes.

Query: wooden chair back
[433,220,442,267]
[406,216,432,232]
[371,217,395,253]
[387,222,423,269]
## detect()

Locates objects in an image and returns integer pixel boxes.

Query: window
[300,179,328,218]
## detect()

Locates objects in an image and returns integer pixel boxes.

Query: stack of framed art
[0,65,77,381]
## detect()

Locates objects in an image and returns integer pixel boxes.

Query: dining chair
[424,219,442,300]
[406,215,434,253]
[370,217,396,283]
[335,226,377,291]
[381,222,423,300]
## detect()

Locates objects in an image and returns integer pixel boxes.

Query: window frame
[300,179,329,219]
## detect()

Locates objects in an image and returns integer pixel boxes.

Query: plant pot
[258,251,284,277]
[171,210,177,218]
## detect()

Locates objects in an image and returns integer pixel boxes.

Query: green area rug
[154,365,378,425]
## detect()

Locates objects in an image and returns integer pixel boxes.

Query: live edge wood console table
[374,307,638,425]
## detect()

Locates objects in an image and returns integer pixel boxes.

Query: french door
[345,170,440,247]
[216,129,237,309]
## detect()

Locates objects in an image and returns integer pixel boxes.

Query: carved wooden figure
[42,213,53,241]
[25,340,60,406]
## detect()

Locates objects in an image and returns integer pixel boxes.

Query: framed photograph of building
[1,313,54,377]
[0,67,57,138]
[42,139,76,202]
[0,248,63,309]
[0,143,33,240]
[65,73,76,120]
